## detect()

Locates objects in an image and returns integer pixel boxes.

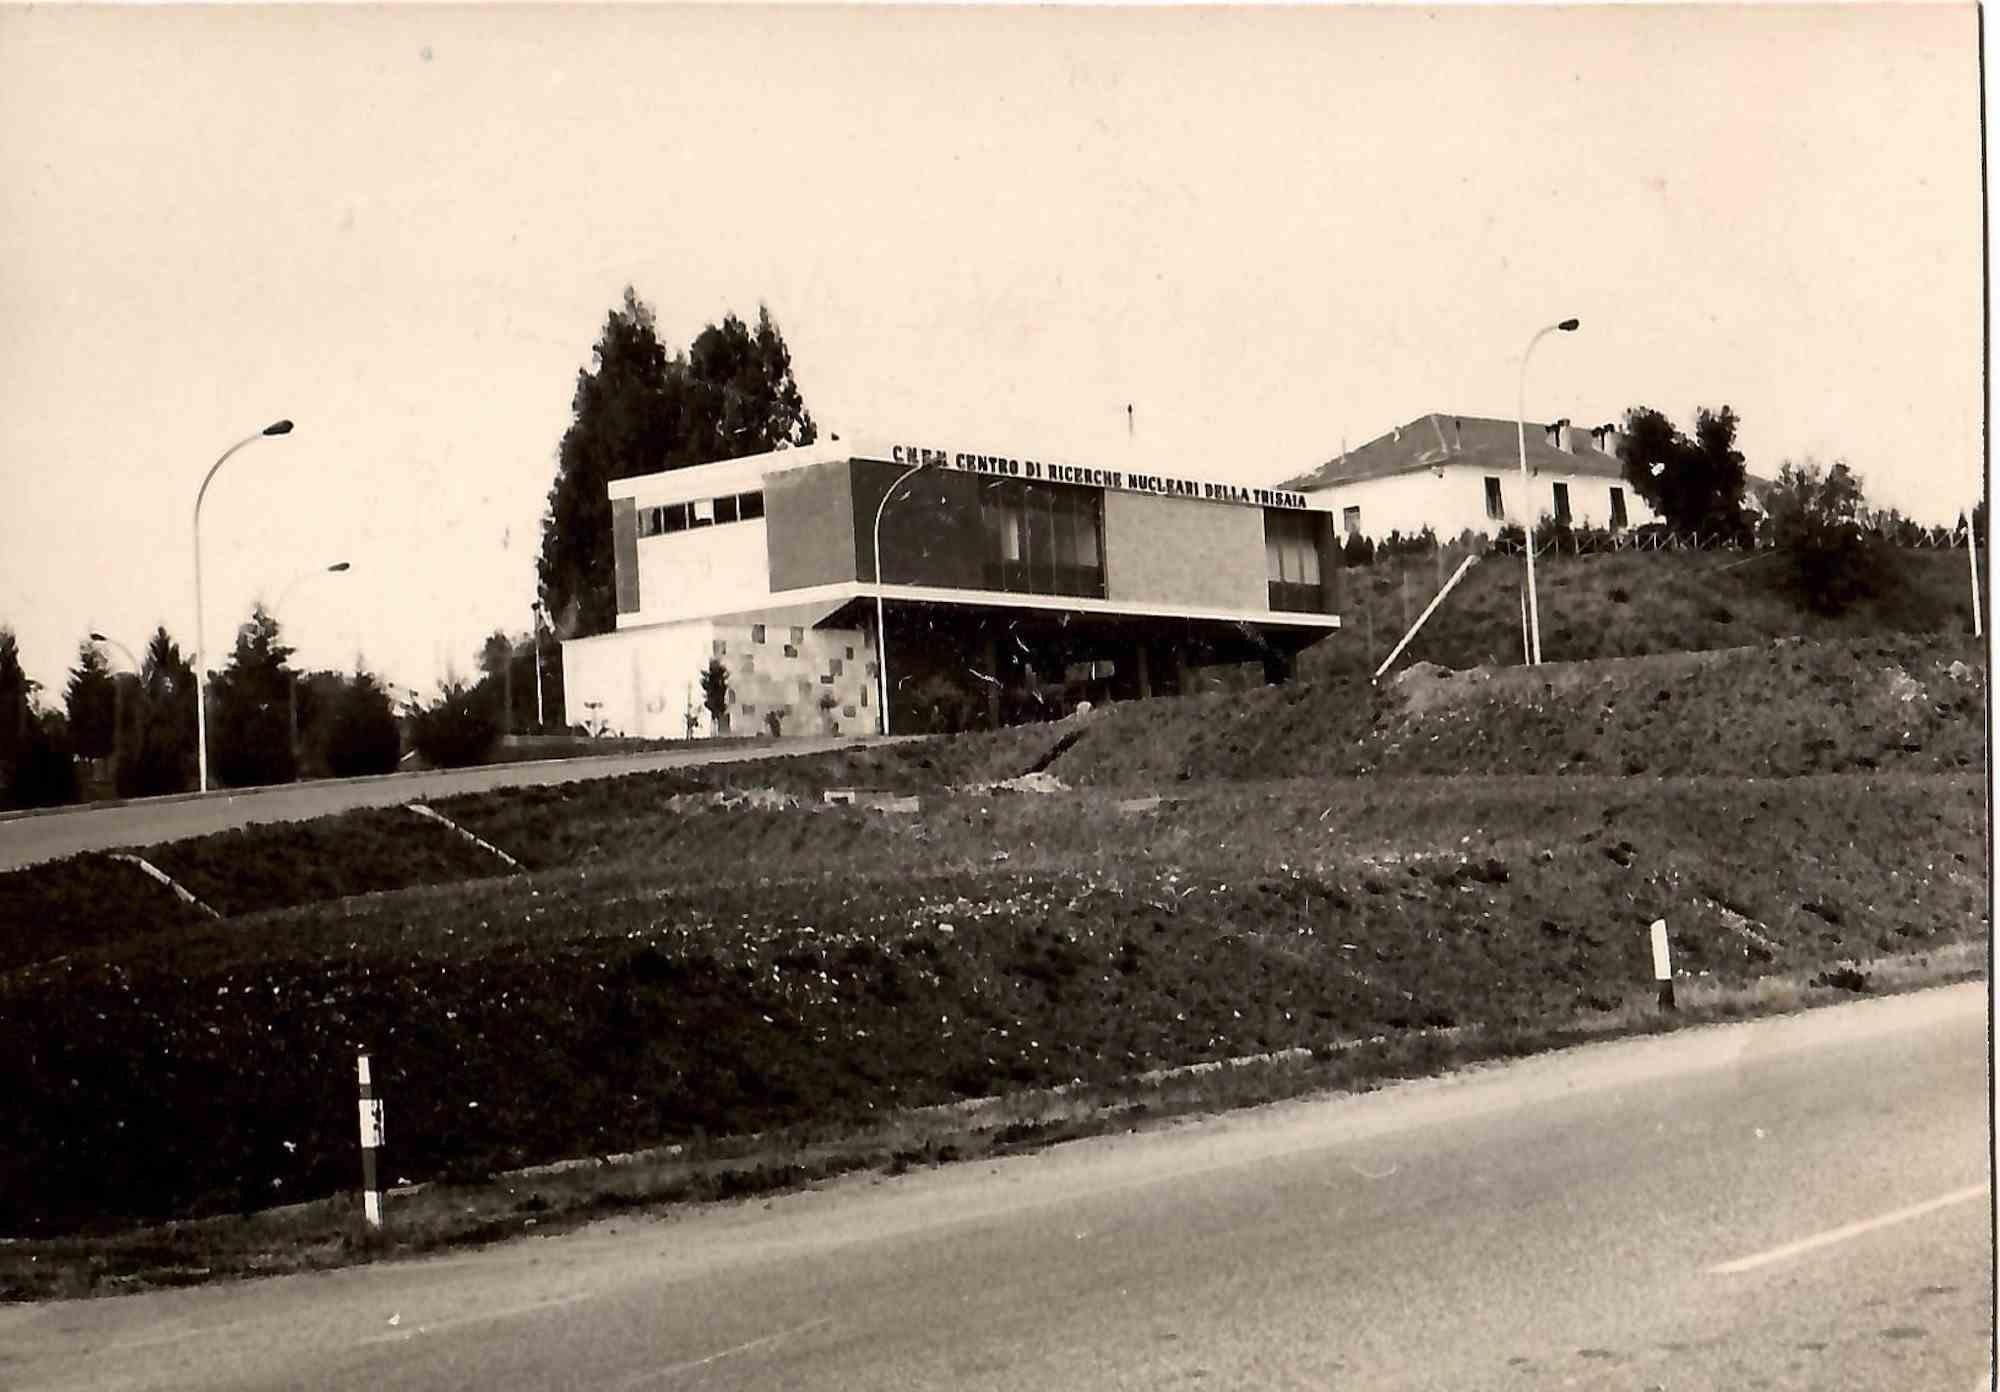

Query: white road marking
[357,1289,595,1346]
[1708,1184,1989,1276]
[622,1317,835,1386]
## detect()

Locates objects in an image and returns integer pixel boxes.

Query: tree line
[0,612,572,811]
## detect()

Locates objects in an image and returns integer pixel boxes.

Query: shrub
[699,659,731,733]
[410,680,500,768]
[4,717,78,809]
[1764,458,1883,615]
[324,674,403,778]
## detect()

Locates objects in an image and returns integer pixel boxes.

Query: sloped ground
[0,633,1985,1249]
[0,770,1982,1236]
[1309,545,1980,678]
[1051,635,1983,785]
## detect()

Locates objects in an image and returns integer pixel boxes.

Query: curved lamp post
[871,460,927,735]
[273,560,350,619]
[1515,320,1578,666]
[88,631,140,674]
[271,561,350,763]
[89,632,141,783]
[194,419,294,792]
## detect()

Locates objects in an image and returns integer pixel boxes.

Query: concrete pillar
[1135,641,1152,699]
[1172,642,1190,696]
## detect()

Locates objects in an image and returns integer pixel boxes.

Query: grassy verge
[2,939,1980,1303]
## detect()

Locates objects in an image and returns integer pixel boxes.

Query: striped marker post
[358,1052,386,1228]
[1650,918,1676,1011]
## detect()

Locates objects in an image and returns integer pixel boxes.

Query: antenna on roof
[1127,403,1134,443]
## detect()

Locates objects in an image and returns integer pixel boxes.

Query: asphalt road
[5,983,1991,1391]
[0,737,889,871]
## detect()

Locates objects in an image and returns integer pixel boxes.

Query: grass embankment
[1,772,1981,1236]
[1309,544,1980,678]
[0,633,1984,1297]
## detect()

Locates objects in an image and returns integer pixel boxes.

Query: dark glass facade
[978,476,1107,599]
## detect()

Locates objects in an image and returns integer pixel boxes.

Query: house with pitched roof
[1278,414,1660,542]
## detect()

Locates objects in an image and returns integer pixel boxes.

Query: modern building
[1280,414,1660,541]
[562,435,1343,738]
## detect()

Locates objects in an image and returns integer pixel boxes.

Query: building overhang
[766,580,1340,632]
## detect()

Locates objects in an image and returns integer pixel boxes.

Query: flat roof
[610,435,1338,513]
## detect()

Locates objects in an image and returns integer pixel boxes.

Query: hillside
[0,630,1985,1256]
[1302,544,1980,679]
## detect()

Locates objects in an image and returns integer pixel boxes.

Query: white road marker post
[358,1052,386,1228]
[1650,918,1675,1011]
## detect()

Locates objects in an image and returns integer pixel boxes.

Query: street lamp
[270,560,351,765]
[89,632,141,786]
[193,419,294,793]
[1515,320,1579,665]
[871,460,927,735]
[273,560,351,618]
[88,632,140,673]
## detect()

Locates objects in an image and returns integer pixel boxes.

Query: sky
[0,3,1984,703]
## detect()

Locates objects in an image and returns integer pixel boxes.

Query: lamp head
[263,420,295,436]
[328,561,351,573]
[1557,318,1580,332]
[89,631,107,643]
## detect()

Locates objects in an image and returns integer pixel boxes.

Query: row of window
[637,490,766,537]
[1482,477,1628,529]
[977,478,1107,599]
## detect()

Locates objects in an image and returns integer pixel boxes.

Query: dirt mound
[1049,635,1984,786]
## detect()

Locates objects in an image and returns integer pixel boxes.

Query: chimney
[1597,422,1623,460]
[1556,417,1577,453]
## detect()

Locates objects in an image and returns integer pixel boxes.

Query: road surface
[0,737,895,871]
[4,983,1991,1390]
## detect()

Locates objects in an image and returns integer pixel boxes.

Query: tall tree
[0,628,32,768]
[123,626,198,796]
[210,604,298,787]
[1618,405,1750,537]
[64,640,118,761]
[538,291,816,640]
[1763,457,1878,615]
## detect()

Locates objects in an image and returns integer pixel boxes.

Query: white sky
[0,3,1984,701]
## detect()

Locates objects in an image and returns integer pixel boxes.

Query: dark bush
[4,720,78,809]
[410,681,500,768]
[324,675,403,778]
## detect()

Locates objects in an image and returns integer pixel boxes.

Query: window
[715,494,739,524]
[1266,510,1327,613]
[662,503,689,533]
[738,490,765,520]
[1609,486,1628,529]
[789,627,804,645]
[1485,477,1504,520]
[691,498,715,527]
[977,479,1103,598]
[1552,482,1572,525]
[751,624,766,644]
[1342,506,1362,537]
